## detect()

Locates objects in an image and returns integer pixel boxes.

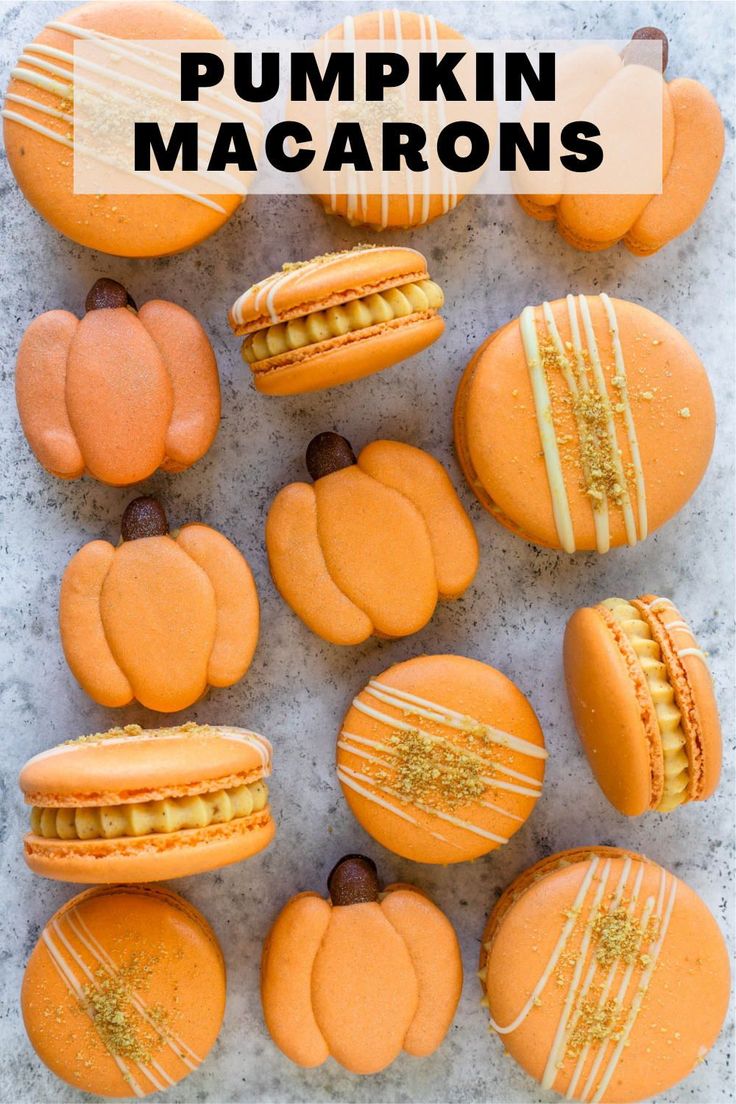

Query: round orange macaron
[20,722,275,882]
[228,244,444,395]
[480,846,730,1103]
[302,10,479,231]
[454,293,715,553]
[22,884,226,1097]
[2,1,243,257]
[337,655,547,863]
[564,594,721,816]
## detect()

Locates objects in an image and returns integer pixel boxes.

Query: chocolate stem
[328,855,380,906]
[121,497,169,541]
[85,278,138,313]
[306,432,357,481]
[625,27,668,73]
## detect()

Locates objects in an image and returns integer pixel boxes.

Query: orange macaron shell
[337,655,546,863]
[250,314,444,396]
[564,595,722,815]
[635,595,721,801]
[22,885,226,1097]
[564,606,661,816]
[454,296,715,552]
[480,848,731,1103]
[20,723,274,883]
[261,858,462,1074]
[3,2,242,257]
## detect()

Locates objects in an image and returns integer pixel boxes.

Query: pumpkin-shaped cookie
[266,432,478,644]
[515,30,725,256]
[60,497,259,711]
[261,854,462,1074]
[16,279,220,485]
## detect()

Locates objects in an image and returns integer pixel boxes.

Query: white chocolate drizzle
[486,854,678,1102]
[40,899,208,1095]
[24,727,272,769]
[519,295,648,553]
[3,22,260,212]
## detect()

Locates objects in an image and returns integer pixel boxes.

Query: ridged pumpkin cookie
[22,885,226,1096]
[16,279,220,485]
[480,847,730,1103]
[261,854,462,1073]
[516,30,725,256]
[454,294,715,553]
[337,654,547,863]
[266,432,478,643]
[60,497,259,711]
[564,594,721,815]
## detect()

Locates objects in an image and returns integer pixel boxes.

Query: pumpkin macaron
[515,29,725,256]
[228,245,445,395]
[2,1,245,256]
[480,846,730,1103]
[564,594,721,815]
[261,854,462,1074]
[22,885,227,1097]
[454,294,715,553]
[60,496,259,711]
[20,722,274,882]
[337,654,547,863]
[16,278,220,485]
[266,432,478,643]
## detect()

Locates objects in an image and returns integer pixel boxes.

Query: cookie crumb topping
[372,727,486,810]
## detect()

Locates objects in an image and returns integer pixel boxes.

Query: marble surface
[0,2,734,1102]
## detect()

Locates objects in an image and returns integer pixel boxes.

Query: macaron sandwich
[564,595,721,815]
[228,244,444,394]
[19,722,274,882]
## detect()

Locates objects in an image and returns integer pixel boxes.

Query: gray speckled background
[0,2,734,1102]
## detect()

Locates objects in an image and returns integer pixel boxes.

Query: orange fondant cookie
[304,11,472,230]
[2,2,243,257]
[16,279,220,485]
[337,655,546,863]
[564,594,721,815]
[261,854,462,1073]
[266,432,478,643]
[480,847,730,1103]
[60,497,259,710]
[454,294,715,552]
[20,722,274,882]
[22,885,226,1096]
[516,30,725,255]
[228,245,444,395]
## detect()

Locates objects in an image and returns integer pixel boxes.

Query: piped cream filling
[241,279,443,364]
[603,599,689,811]
[30,780,268,840]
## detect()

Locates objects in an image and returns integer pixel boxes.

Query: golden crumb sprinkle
[372,727,486,810]
[592,907,646,967]
[678,407,691,418]
[82,954,163,1064]
[567,994,625,1057]
[64,722,214,746]
[280,243,377,273]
